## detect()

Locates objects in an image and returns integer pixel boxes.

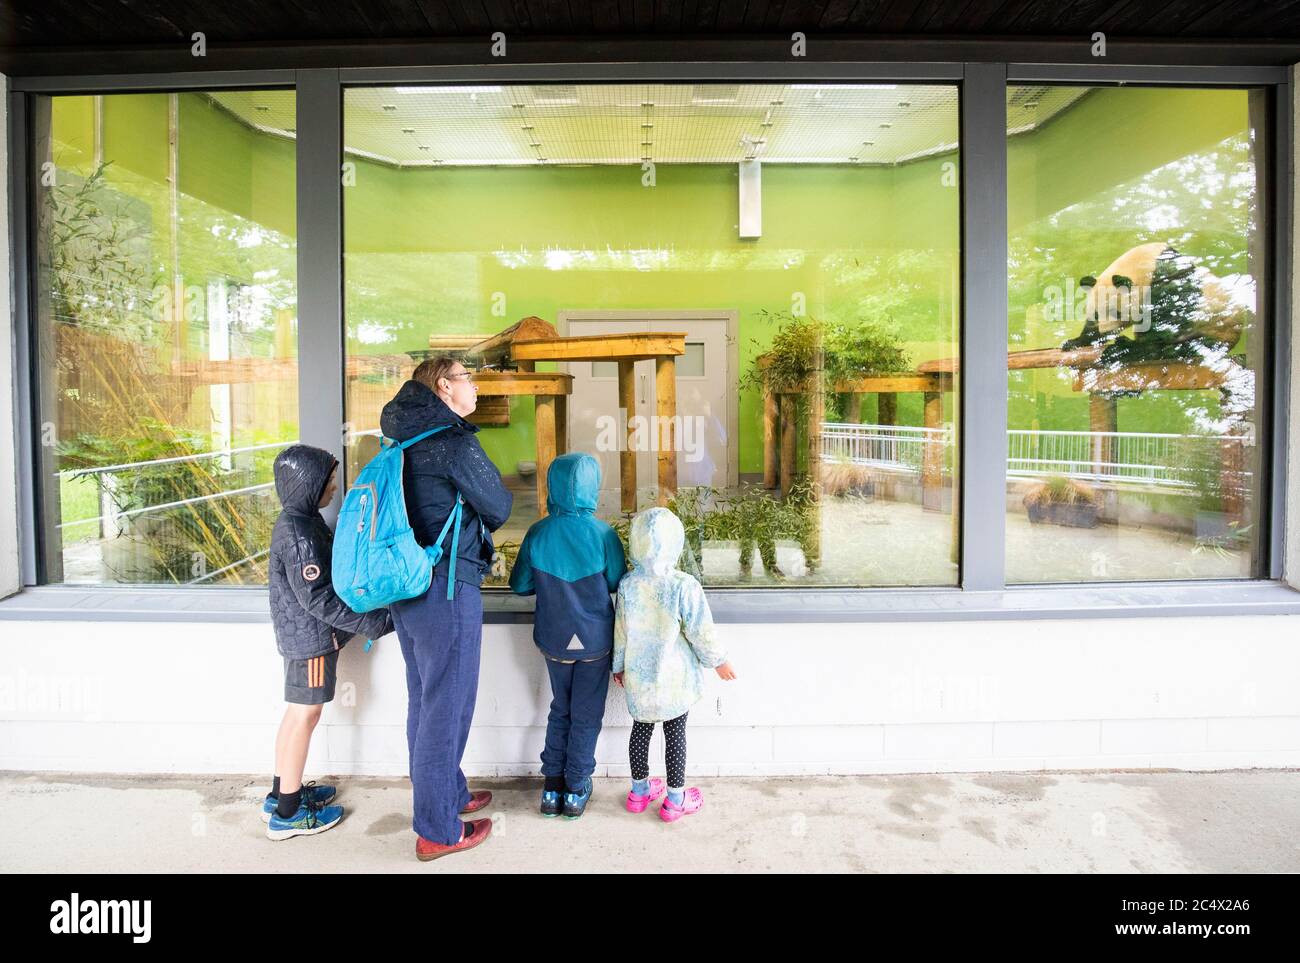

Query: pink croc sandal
[659,787,703,823]
[625,778,667,813]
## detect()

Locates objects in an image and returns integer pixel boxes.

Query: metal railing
[56,439,297,538]
[822,422,1251,490]
[821,422,949,472]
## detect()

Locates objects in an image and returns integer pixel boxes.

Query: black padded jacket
[379,380,514,588]
[268,444,393,661]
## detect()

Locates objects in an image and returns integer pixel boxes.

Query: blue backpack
[332,427,465,645]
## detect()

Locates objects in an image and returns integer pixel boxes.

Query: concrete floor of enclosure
[3,770,1295,873]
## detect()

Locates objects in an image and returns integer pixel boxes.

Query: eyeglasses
[446,370,475,384]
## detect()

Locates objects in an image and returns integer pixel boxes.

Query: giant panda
[1060,241,1247,366]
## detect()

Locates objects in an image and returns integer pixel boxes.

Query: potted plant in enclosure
[1022,475,1102,528]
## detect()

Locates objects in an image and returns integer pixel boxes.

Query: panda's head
[1081,272,1144,335]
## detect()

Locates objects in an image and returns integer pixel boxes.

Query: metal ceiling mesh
[208,83,1087,168]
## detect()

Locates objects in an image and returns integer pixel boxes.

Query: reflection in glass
[34,92,298,584]
[342,84,961,587]
[1005,86,1266,582]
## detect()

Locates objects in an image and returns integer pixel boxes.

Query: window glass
[342,82,961,587]
[33,91,298,585]
[1005,86,1268,583]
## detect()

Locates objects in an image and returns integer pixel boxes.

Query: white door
[564,314,734,516]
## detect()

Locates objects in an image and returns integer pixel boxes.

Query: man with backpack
[379,357,514,861]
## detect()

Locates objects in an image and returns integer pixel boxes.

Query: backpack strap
[397,424,464,601]
[396,425,448,450]
[433,493,464,600]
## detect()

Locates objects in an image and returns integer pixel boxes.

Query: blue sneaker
[266,797,344,841]
[261,781,336,823]
[540,789,562,818]
[562,779,593,820]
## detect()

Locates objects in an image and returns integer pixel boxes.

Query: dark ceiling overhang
[2,1,1299,76]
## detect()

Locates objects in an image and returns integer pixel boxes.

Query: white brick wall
[1,70,1298,778]
[1,615,1298,775]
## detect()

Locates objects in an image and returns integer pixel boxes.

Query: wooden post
[878,392,897,426]
[535,395,556,517]
[1089,393,1117,477]
[763,386,778,489]
[779,394,797,496]
[806,376,824,568]
[618,360,636,513]
[845,393,861,423]
[1221,427,1247,523]
[922,391,944,512]
[555,394,567,456]
[655,355,678,506]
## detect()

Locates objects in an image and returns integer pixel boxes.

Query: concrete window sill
[2,580,1300,624]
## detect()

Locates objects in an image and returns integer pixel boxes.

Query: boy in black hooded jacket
[263,443,392,840]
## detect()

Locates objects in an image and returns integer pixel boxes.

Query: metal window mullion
[959,63,1009,591]
[9,91,37,586]
[294,69,344,521]
[1268,76,1294,579]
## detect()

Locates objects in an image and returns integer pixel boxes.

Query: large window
[18,71,1281,597]
[31,90,298,585]
[1005,85,1269,583]
[341,83,962,587]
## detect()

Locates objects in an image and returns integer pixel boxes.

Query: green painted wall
[344,156,961,472]
[51,85,1259,477]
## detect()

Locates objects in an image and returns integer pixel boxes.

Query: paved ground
[2,770,1297,873]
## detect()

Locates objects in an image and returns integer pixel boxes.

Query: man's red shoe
[415,818,492,861]
[459,790,493,814]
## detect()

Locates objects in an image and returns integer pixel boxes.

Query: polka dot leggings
[629,712,688,789]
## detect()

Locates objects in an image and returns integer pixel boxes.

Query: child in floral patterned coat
[612,506,736,822]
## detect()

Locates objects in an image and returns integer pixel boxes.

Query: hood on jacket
[545,452,600,516]
[273,444,338,515]
[629,506,685,577]
[380,378,478,443]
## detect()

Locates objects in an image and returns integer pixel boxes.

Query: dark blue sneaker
[266,797,344,841]
[261,781,336,823]
[562,779,592,819]
[540,789,562,818]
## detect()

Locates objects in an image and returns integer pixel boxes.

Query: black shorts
[284,650,339,705]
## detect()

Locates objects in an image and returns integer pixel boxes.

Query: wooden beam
[1074,362,1239,394]
[513,332,686,363]
[919,346,1102,374]
[471,371,572,397]
[774,373,954,395]
[174,354,419,385]
[427,334,484,352]
[467,396,509,427]
[464,315,558,365]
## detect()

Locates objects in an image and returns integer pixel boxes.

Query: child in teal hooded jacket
[510,452,626,818]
